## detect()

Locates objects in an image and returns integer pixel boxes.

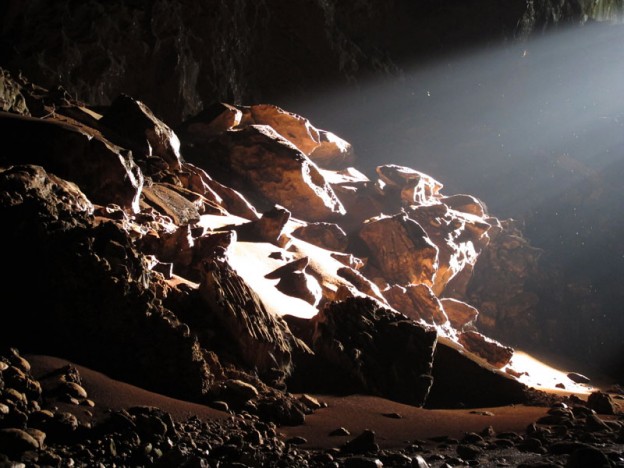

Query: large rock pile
[0,68,531,425]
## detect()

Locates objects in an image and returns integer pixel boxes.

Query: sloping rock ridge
[0,68,537,426]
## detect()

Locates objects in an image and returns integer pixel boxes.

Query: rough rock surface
[289,297,437,407]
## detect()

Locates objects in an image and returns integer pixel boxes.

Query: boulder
[1,112,144,212]
[187,124,345,221]
[292,222,348,252]
[457,331,514,369]
[308,130,355,169]
[427,338,527,408]
[220,205,291,247]
[383,284,448,326]
[407,203,491,295]
[290,297,437,406]
[440,298,479,331]
[358,213,439,287]
[199,254,296,377]
[336,267,387,304]
[99,93,182,170]
[266,257,322,306]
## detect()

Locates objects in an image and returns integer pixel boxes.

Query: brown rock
[292,222,348,252]
[337,267,387,304]
[441,194,487,217]
[177,102,242,143]
[276,271,323,306]
[239,104,321,155]
[222,205,291,247]
[308,130,355,169]
[587,391,615,415]
[359,213,438,287]
[457,331,514,369]
[141,182,206,225]
[384,283,448,326]
[376,164,443,205]
[407,203,491,295]
[179,162,259,220]
[440,298,479,330]
[331,252,365,270]
[99,93,182,170]
[0,428,39,456]
[191,124,345,221]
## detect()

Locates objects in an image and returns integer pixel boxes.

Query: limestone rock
[407,203,491,295]
[266,257,322,306]
[308,130,355,169]
[187,124,345,221]
[238,104,321,155]
[457,331,514,369]
[290,297,437,406]
[199,255,296,377]
[384,284,448,326]
[376,164,443,206]
[1,112,143,212]
[292,222,348,252]
[358,213,439,287]
[440,298,479,331]
[99,93,182,170]
[221,205,291,247]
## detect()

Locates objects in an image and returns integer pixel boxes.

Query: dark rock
[329,427,351,437]
[567,372,591,384]
[566,446,612,468]
[440,298,479,331]
[343,456,383,468]
[199,254,297,377]
[426,338,528,408]
[587,391,615,415]
[293,297,436,406]
[383,283,448,326]
[0,113,144,212]
[99,93,182,171]
[341,429,379,454]
[0,428,39,456]
[456,443,483,460]
[285,436,307,445]
[223,205,291,246]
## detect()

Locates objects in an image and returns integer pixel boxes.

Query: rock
[176,102,243,143]
[99,93,182,171]
[1,113,144,212]
[140,182,209,225]
[427,338,528,408]
[298,394,322,410]
[58,381,88,400]
[383,284,448,326]
[199,254,296,376]
[566,446,612,467]
[188,124,345,221]
[567,372,591,384]
[331,252,365,270]
[358,213,438,287]
[584,414,612,432]
[308,130,355,169]
[223,205,291,246]
[329,427,351,436]
[265,256,322,305]
[285,436,307,445]
[337,267,387,304]
[406,203,491,295]
[341,429,379,454]
[25,428,46,449]
[440,194,487,217]
[440,298,479,331]
[0,428,39,456]
[457,331,514,369]
[343,456,383,468]
[128,406,176,439]
[456,443,483,460]
[291,222,348,252]
[223,380,259,403]
[294,297,436,406]
[376,165,443,206]
[587,391,615,415]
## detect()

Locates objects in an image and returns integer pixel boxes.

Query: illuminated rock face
[0,68,532,409]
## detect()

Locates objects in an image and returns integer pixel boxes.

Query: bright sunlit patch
[504,350,594,396]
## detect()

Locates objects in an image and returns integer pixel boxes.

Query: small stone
[329,427,351,436]
[286,436,307,445]
[456,444,483,460]
[60,381,88,400]
[210,401,229,412]
[25,428,46,449]
[299,394,322,410]
[343,456,383,468]
[0,362,8,372]
[412,455,430,468]
[567,372,590,384]
[223,380,259,402]
[381,412,402,419]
